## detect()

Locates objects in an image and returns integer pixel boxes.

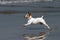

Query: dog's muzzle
[25,16,28,19]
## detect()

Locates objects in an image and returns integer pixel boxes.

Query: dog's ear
[27,12,31,16]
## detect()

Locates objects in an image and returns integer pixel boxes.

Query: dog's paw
[47,28,53,32]
[23,24,26,28]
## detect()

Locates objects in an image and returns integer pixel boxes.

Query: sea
[0,1,60,40]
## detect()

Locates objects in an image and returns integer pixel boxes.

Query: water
[0,2,60,40]
[0,13,60,40]
[0,0,53,5]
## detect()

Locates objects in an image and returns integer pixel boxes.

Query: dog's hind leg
[40,20,50,30]
[43,23,50,29]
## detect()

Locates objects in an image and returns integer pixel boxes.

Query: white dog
[24,12,50,30]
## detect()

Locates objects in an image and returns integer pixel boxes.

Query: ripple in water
[23,31,50,40]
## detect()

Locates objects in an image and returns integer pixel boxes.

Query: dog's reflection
[23,32,49,40]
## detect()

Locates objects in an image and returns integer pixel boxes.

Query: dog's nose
[25,16,26,18]
[24,16,26,18]
[24,16,25,18]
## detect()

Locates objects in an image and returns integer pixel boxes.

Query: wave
[0,0,53,5]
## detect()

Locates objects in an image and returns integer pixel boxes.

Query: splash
[23,31,49,40]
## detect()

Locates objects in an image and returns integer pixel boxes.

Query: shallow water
[0,13,60,40]
[0,1,60,40]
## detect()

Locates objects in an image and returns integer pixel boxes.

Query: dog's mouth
[25,17,28,19]
[25,16,29,19]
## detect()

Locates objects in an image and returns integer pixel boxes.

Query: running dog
[24,12,50,30]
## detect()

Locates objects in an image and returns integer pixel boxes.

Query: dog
[24,12,50,30]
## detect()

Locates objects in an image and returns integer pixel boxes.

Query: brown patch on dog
[25,12,32,20]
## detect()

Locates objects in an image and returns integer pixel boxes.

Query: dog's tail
[41,16,44,18]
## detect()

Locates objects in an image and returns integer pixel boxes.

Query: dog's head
[25,12,32,20]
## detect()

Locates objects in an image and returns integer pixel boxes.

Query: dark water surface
[0,13,60,40]
[0,2,60,40]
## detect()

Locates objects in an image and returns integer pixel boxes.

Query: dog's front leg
[24,21,32,27]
